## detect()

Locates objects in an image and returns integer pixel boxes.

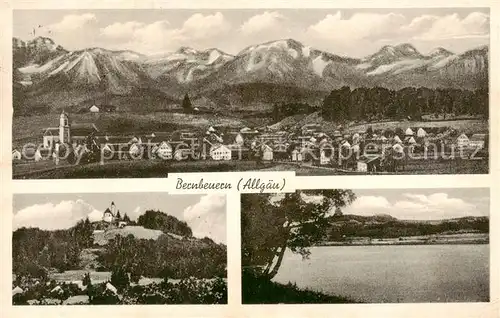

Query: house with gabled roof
[465,134,486,150]
[210,144,231,160]
[456,133,470,148]
[417,128,426,138]
[261,144,273,161]
[156,141,173,160]
[12,149,21,161]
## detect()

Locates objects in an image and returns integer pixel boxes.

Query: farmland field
[13,156,488,179]
[13,159,282,179]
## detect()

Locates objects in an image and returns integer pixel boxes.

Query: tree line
[324,215,489,241]
[270,86,489,123]
[137,210,193,237]
[13,218,94,278]
[321,86,488,122]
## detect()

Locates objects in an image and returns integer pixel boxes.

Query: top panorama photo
[12,8,489,179]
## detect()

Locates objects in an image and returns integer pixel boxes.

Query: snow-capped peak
[428,47,454,57]
[238,38,305,57]
[177,46,198,55]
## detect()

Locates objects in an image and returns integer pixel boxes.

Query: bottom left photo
[11,192,227,305]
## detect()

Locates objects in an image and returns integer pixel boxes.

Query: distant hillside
[197,82,327,109]
[324,214,489,241]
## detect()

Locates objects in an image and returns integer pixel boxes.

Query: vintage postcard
[1,1,498,318]
[10,7,490,179]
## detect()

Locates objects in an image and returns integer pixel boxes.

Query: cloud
[240,11,286,35]
[350,196,391,210]
[181,12,230,39]
[307,11,406,42]
[13,199,101,230]
[303,11,489,56]
[100,12,230,53]
[100,21,146,39]
[413,12,489,41]
[184,194,226,243]
[344,192,486,220]
[49,13,97,32]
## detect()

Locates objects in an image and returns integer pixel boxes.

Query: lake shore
[317,232,488,246]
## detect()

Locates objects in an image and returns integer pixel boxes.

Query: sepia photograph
[11,8,489,179]
[241,188,489,303]
[12,193,227,305]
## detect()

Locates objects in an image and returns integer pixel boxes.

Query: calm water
[273,245,489,303]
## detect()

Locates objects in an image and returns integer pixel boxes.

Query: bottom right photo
[241,188,489,304]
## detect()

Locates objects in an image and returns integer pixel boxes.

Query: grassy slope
[13,160,277,179]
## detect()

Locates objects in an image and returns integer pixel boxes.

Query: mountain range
[13,36,489,112]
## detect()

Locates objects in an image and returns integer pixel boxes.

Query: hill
[323,214,489,241]
[12,210,226,280]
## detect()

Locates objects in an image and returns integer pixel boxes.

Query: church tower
[110,201,116,216]
[59,111,70,144]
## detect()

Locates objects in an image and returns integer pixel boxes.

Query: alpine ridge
[12,36,488,111]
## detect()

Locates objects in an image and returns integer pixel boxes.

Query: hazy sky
[13,8,489,57]
[13,193,227,244]
[286,188,489,220]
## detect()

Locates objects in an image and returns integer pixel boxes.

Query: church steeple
[59,111,70,144]
[110,201,116,216]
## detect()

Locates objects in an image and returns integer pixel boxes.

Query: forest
[321,86,488,122]
[137,210,193,237]
[271,86,489,123]
[323,215,489,241]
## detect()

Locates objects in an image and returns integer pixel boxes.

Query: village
[12,109,488,175]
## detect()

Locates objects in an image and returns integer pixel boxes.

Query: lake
[273,244,489,303]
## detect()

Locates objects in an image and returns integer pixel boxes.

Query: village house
[12,149,22,161]
[156,141,173,160]
[291,148,303,162]
[405,128,414,136]
[468,134,486,149]
[407,136,417,145]
[261,144,274,161]
[89,105,99,113]
[210,144,231,161]
[456,133,470,148]
[392,143,404,153]
[417,128,427,138]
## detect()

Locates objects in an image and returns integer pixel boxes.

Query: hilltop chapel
[102,201,127,228]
